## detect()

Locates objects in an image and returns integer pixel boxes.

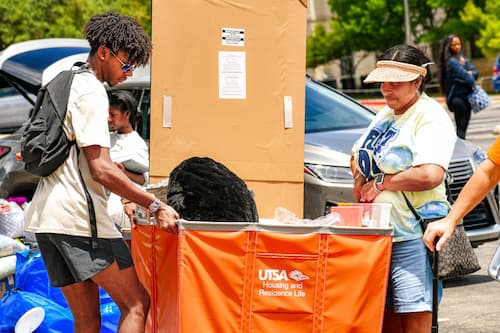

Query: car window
[123,88,150,140]
[305,79,375,133]
[0,87,19,97]
[0,88,32,133]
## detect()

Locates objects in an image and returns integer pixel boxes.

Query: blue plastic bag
[0,290,73,333]
[100,302,121,333]
[15,250,113,306]
[15,250,67,307]
[13,249,121,332]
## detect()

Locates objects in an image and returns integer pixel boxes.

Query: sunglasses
[108,48,135,73]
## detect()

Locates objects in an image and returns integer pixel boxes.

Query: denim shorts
[35,233,133,288]
[386,237,442,313]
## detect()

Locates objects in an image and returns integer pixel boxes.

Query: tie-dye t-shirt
[352,93,456,242]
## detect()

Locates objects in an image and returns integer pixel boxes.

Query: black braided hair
[84,11,151,66]
[378,44,433,94]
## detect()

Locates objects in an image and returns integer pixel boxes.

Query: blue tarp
[0,250,120,332]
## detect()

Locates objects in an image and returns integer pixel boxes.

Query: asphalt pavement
[439,97,500,333]
[437,241,499,332]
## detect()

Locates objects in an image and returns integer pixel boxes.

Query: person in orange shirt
[423,137,500,251]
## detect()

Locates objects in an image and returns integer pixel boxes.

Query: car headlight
[472,148,487,167]
[304,164,353,183]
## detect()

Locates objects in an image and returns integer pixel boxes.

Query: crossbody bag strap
[402,191,421,221]
[76,147,98,249]
[402,191,429,235]
[402,174,454,232]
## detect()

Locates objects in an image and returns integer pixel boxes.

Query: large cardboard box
[150,0,307,217]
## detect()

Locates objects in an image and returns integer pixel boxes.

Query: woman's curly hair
[84,11,151,66]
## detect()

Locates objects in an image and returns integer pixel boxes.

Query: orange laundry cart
[132,221,393,333]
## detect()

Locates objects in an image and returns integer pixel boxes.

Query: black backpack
[21,65,83,177]
[21,64,99,249]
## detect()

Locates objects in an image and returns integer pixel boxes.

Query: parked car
[303,78,500,247]
[0,39,150,203]
[1,39,499,248]
[493,53,500,92]
[0,87,33,133]
[0,39,91,202]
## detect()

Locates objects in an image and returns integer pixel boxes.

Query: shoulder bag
[467,85,490,113]
[402,192,480,280]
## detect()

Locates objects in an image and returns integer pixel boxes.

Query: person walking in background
[439,34,478,139]
[25,12,179,333]
[351,45,456,333]
[107,90,149,232]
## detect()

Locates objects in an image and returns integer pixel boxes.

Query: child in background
[107,90,149,232]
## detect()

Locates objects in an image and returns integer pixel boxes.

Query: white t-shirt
[109,131,149,174]
[107,131,149,228]
[352,93,456,242]
[25,71,122,239]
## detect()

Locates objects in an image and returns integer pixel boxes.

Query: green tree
[462,0,500,57]
[307,0,489,68]
[308,0,411,77]
[420,0,478,42]
[307,25,334,68]
[0,0,151,50]
[326,0,407,53]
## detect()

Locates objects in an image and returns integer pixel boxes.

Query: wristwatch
[375,174,385,192]
[147,199,161,213]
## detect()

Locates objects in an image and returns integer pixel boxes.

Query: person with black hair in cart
[24,12,179,333]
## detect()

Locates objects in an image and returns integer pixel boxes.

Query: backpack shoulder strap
[44,70,77,123]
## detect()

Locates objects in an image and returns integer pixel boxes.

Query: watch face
[376,174,384,189]
[148,200,161,213]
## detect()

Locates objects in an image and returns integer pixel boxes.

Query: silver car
[0,88,32,133]
[1,39,499,248]
[303,77,500,247]
[0,39,151,202]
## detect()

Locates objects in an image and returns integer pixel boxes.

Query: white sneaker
[494,125,500,135]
